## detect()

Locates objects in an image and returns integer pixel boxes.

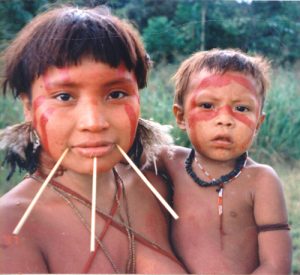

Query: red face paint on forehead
[196,73,257,95]
[43,67,70,90]
[116,63,138,86]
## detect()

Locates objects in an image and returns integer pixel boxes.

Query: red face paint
[39,108,55,153]
[43,67,70,90]
[197,73,257,95]
[32,96,46,127]
[188,104,256,130]
[124,103,139,145]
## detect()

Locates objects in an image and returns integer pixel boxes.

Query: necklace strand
[52,186,122,273]
[185,149,248,234]
[29,171,182,270]
[30,169,133,274]
[185,149,247,188]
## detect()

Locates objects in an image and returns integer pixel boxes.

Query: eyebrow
[101,78,137,89]
[43,76,137,90]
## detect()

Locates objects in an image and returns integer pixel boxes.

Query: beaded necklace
[185,149,248,232]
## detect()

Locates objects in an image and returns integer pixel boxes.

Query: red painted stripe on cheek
[231,112,256,130]
[219,105,256,130]
[33,96,46,128]
[39,108,55,153]
[187,94,217,128]
[124,104,139,145]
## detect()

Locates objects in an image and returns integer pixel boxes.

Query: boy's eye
[235,106,249,112]
[108,90,127,99]
[55,93,73,101]
[200,103,213,109]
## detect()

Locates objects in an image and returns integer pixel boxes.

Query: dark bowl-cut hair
[2,5,150,98]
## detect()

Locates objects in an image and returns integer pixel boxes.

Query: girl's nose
[77,100,109,132]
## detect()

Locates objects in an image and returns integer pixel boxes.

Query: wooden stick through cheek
[13,148,69,235]
[116,144,179,220]
[90,157,97,252]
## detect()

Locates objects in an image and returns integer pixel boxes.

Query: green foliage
[251,69,300,163]
[275,162,300,274]
[143,16,183,62]
[173,1,202,54]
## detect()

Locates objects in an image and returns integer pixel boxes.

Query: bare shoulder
[245,158,283,190]
[0,178,49,273]
[160,145,190,172]
[246,158,289,224]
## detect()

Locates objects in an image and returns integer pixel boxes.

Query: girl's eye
[108,91,127,99]
[235,106,250,112]
[200,103,213,109]
[55,93,73,102]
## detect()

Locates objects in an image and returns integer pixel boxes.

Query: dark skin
[154,70,292,274]
[0,165,186,274]
[0,59,187,274]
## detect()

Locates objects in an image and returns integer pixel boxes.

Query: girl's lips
[73,143,114,158]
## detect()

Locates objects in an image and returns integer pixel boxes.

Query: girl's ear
[173,104,186,130]
[19,93,33,122]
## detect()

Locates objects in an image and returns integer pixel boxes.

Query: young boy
[0,6,186,274]
[157,49,292,274]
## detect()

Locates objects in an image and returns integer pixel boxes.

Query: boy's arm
[0,200,49,273]
[252,166,292,274]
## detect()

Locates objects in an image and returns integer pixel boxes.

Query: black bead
[185,149,247,188]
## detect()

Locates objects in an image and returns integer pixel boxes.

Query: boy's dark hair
[173,48,270,109]
[2,5,150,98]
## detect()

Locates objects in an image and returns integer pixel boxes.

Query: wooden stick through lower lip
[116,144,179,220]
[90,157,97,252]
[13,148,69,235]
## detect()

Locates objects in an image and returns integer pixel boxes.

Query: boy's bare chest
[171,174,258,273]
[172,169,257,239]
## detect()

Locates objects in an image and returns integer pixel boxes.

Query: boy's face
[21,58,140,174]
[174,70,265,161]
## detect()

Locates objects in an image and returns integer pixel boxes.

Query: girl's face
[22,58,140,174]
[174,70,265,162]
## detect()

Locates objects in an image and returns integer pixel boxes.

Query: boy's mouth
[211,135,233,146]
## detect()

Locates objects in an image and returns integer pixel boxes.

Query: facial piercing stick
[13,148,69,235]
[116,144,179,220]
[90,157,97,252]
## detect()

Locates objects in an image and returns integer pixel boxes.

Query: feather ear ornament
[0,122,41,180]
[128,118,174,169]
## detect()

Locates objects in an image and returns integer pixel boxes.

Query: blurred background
[0,0,299,273]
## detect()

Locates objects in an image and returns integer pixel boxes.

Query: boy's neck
[194,151,238,180]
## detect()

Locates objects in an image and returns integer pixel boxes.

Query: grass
[276,162,300,274]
